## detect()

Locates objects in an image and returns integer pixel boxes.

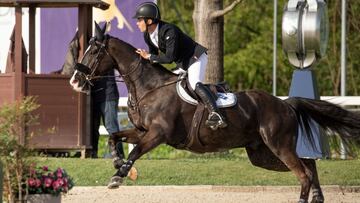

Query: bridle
[74,36,143,87]
[74,36,183,107]
[74,37,109,88]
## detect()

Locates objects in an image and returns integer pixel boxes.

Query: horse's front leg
[108,128,145,169]
[113,127,145,144]
[115,124,166,178]
[107,124,166,188]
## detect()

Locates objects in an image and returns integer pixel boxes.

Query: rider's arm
[149,27,179,64]
[144,33,159,55]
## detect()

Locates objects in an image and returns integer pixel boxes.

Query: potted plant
[0,97,39,202]
[26,165,74,203]
[0,97,74,202]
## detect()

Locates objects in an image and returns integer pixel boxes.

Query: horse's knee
[117,160,134,177]
[113,156,125,169]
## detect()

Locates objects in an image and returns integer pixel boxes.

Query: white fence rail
[278,96,360,106]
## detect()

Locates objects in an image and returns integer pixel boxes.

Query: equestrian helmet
[133,2,161,20]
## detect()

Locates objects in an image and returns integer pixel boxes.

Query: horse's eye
[89,37,96,45]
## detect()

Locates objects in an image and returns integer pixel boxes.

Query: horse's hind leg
[261,131,313,201]
[271,147,313,202]
[285,154,313,202]
[302,159,324,203]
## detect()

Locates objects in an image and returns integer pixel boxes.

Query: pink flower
[52,180,61,191]
[56,168,63,178]
[44,177,53,188]
[58,178,65,186]
[63,177,68,185]
[28,178,36,187]
[35,179,41,188]
[27,165,73,195]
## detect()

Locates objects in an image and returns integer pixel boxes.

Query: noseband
[74,37,110,86]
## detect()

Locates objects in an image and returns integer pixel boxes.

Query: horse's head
[69,22,115,94]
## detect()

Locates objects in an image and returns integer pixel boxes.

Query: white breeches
[173,53,208,90]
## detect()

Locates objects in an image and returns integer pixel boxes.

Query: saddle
[176,77,237,108]
[175,76,236,152]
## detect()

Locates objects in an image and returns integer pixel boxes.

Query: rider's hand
[136,49,151,60]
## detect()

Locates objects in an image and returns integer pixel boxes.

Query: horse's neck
[110,38,175,99]
[123,62,175,96]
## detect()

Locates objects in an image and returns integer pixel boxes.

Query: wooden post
[77,5,92,157]
[14,6,24,99]
[14,6,25,145]
[29,6,36,73]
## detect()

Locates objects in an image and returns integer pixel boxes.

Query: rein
[78,37,184,107]
[134,77,183,108]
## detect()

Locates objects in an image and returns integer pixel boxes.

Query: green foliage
[158,0,360,96]
[0,97,39,202]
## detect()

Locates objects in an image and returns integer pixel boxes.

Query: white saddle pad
[176,81,237,108]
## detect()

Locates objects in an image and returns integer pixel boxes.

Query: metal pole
[341,0,347,96]
[0,162,3,203]
[340,0,347,159]
[273,0,278,96]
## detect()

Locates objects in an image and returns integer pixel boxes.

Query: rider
[133,2,227,130]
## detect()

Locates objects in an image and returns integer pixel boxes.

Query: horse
[69,23,360,203]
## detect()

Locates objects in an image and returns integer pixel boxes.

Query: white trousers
[173,53,208,90]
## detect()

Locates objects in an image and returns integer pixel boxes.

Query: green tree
[158,0,360,96]
[0,97,39,202]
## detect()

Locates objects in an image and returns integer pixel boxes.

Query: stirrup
[205,112,227,130]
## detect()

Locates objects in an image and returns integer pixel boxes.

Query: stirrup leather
[205,112,228,130]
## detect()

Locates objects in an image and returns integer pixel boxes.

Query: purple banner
[40,0,153,97]
[40,8,78,73]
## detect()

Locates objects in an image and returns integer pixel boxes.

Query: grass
[36,156,360,187]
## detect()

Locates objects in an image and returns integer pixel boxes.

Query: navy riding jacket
[144,21,207,70]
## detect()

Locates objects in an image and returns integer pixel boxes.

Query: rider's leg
[194,82,227,130]
[187,53,227,130]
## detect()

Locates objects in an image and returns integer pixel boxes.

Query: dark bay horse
[69,24,360,203]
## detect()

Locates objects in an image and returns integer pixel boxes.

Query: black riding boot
[194,83,227,130]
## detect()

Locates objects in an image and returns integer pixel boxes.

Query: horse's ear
[101,22,108,35]
[94,21,104,41]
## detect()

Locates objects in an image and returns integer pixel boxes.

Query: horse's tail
[285,97,360,145]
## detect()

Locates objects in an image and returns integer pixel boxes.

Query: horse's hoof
[298,199,308,203]
[311,196,324,203]
[107,176,123,189]
[127,167,138,181]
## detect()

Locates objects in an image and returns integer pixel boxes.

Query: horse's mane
[109,35,177,78]
[146,61,176,77]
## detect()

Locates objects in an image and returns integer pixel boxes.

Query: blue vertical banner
[40,0,154,97]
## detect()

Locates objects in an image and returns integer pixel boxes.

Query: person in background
[57,31,125,158]
[91,70,125,159]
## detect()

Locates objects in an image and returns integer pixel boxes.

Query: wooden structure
[0,0,109,156]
